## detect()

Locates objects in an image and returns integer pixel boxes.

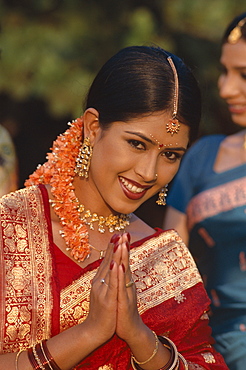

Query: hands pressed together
[87,232,145,347]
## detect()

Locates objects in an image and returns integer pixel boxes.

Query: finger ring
[125,279,134,288]
[100,278,108,287]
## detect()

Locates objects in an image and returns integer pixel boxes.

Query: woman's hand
[84,239,118,346]
[113,233,146,344]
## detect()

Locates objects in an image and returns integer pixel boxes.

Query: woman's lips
[119,176,150,200]
[228,104,246,114]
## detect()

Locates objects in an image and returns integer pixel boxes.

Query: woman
[0,124,18,196]
[163,13,246,370]
[0,46,227,369]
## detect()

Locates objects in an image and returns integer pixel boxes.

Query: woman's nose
[134,155,158,183]
[218,73,240,100]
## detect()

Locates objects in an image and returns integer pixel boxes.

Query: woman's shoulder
[0,185,45,208]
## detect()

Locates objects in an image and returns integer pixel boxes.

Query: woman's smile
[119,176,151,200]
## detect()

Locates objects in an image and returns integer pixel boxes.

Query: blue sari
[167,135,246,370]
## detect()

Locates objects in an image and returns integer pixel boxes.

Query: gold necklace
[77,202,131,233]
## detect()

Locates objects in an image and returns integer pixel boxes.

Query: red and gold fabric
[0,185,228,369]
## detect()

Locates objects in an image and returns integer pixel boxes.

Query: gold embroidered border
[0,186,53,352]
[187,177,246,230]
[60,230,202,330]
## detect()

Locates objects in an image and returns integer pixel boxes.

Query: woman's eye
[128,139,146,150]
[163,151,182,161]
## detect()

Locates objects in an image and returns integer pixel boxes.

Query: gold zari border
[0,186,53,352]
[60,230,202,330]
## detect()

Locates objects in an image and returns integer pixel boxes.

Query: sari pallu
[0,185,228,369]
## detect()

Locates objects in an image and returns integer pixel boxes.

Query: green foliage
[0,0,246,133]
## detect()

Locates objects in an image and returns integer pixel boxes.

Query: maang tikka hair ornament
[156,184,168,206]
[75,137,93,178]
[228,16,246,44]
[166,56,180,136]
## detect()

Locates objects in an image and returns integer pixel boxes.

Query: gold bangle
[178,352,188,370]
[131,331,159,365]
[15,349,24,370]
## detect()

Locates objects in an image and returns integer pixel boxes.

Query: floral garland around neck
[25,117,130,262]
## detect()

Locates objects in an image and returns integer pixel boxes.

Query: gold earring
[75,137,93,178]
[156,184,168,206]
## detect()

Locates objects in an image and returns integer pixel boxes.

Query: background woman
[0,46,227,369]
[163,13,246,370]
[0,124,18,196]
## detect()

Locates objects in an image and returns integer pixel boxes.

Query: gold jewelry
[15,349,24,370]
[228,17,246,44]
[77,203,131,233]
[89,244,105,259]
[158,335,179,370]
[131,331,159,365]
[166,56,180,136]
[125,279,134,288]
[75,137,93,178]
[178,353,188,370]
[40,341,53,370]
[156,184,168,206]
[25,118,131,262]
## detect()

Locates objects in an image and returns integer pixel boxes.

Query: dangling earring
[75,137,93,178]
[156,184,168,206]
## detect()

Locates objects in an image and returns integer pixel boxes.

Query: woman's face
[218,39,246,127]
[88,111,189,215]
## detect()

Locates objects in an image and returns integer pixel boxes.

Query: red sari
[0,185,228,369]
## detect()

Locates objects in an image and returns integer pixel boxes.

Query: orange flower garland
[25,117,91,262]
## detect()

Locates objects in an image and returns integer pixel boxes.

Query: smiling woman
[0,46,228,369]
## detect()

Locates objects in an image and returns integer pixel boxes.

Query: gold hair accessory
[228,17,246,44]
[75,137,93,178]
[156,184,168,206]
[166,56,181,136]
[131,331,159,365]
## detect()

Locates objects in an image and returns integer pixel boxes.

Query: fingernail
[113,242,119,253]
[121,263,125,273]
[126,232,131,242]
[110,234,120,243]
[110,260,114,270]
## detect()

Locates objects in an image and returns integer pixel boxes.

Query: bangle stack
[27,340,62,370]
[131,333,188,370]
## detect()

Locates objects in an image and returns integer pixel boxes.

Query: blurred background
[1,0,245,224]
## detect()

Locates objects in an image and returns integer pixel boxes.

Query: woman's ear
[83,108,101,145]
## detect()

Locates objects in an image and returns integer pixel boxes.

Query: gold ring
[125,279,134,288]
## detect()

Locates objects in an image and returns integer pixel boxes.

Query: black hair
[222,12,246,44]
[84,45,201,143]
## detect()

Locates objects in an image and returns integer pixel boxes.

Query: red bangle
[41,340,62,370]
